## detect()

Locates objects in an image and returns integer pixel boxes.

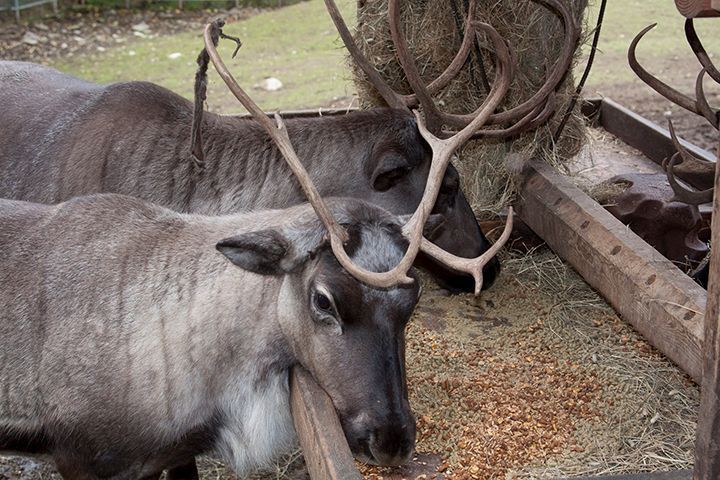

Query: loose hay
[360,248,698,479]
[351,0,590,215]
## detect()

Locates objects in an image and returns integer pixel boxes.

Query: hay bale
[351,0,589,216]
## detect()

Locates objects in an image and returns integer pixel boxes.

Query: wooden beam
[235,106,360,120]
[597,98,715,168]
[693,155,720,478]
[556,470,692,480]
[516,160,707,382]
[290,366,362,480]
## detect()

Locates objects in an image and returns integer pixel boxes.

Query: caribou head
[217,198,422,465]
[201,0,579,295]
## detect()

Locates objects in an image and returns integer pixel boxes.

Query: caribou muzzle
[341,403,416,466]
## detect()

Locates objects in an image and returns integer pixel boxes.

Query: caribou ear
[217,230,292,275]
[370,153,411,192]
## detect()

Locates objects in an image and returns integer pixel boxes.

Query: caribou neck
[184,112,374,214]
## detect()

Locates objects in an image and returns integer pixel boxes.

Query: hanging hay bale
[351,0,589,217]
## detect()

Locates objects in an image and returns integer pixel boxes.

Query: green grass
[50,0,720,111]
[584,0,720,89]
[50,0,356,113]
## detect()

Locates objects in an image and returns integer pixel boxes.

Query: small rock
[21,31,41,46]
[133,31,147,38]
[34,22,49,31]
[60,42,68,49]
[73,36,86,45]
[97,46,106,52]
[167,52,182,60]
[131,22,150,32]
[128,50,136,56]
[254,77,283,92]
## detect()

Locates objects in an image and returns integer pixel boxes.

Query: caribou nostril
[367,422,416,467]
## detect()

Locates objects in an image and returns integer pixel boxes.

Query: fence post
[693,147,720,478]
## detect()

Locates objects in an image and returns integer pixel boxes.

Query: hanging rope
[449,0,491,94]
[553,0,608,142]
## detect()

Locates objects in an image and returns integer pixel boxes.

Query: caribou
[0,194,426,478]
[0,61,494,293]
[0,0,578,475]
[0,0,577,294]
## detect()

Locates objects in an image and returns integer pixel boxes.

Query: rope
[553,0,608,142]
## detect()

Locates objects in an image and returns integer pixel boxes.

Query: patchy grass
[583,0,720,91]
[50,0,356,113]
[48,0,720,115]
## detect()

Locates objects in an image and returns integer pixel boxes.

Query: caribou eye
[314,292,333,313]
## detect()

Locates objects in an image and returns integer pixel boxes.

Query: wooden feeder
[286,4,720,480]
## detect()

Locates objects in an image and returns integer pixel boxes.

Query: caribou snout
[342,409,417,466]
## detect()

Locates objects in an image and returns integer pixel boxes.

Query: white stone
[21,31,41,45]
[167,52,182,60]
[255,77,283,92]
[132,22,150,32]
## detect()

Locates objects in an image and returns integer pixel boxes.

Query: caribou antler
[326,0,579,137]
[630,23,720,128]
[629,24,701,115]
[202,19,514,294]
[666,152,715,204]
[685,19,720,85]
[630,22,718,205]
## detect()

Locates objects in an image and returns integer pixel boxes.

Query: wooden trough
[286,97,718,479]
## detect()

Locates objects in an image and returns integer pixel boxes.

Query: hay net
[351,0,589,217]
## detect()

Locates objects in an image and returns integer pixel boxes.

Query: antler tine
[323,0,406,110]
[325,0,475,112]
[685,19,720,85]
[420,208,514,295]
[203,21,430,288]
[202,22,349,246]
[695,69,720,129]
[430,0,578,130]
[629,24,700,115]
[666,152,715,205]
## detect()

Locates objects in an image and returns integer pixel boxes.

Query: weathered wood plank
[693,155,720,478]
[597,98,715,168]
[516,159,707,382]
[237,106,360,119]
[556,470,692,480]
[290,366,362,480]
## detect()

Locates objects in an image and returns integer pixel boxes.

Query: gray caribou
[0,194,421,479]
[0,59,496,293]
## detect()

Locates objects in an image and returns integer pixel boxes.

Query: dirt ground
[0,7,259,63]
